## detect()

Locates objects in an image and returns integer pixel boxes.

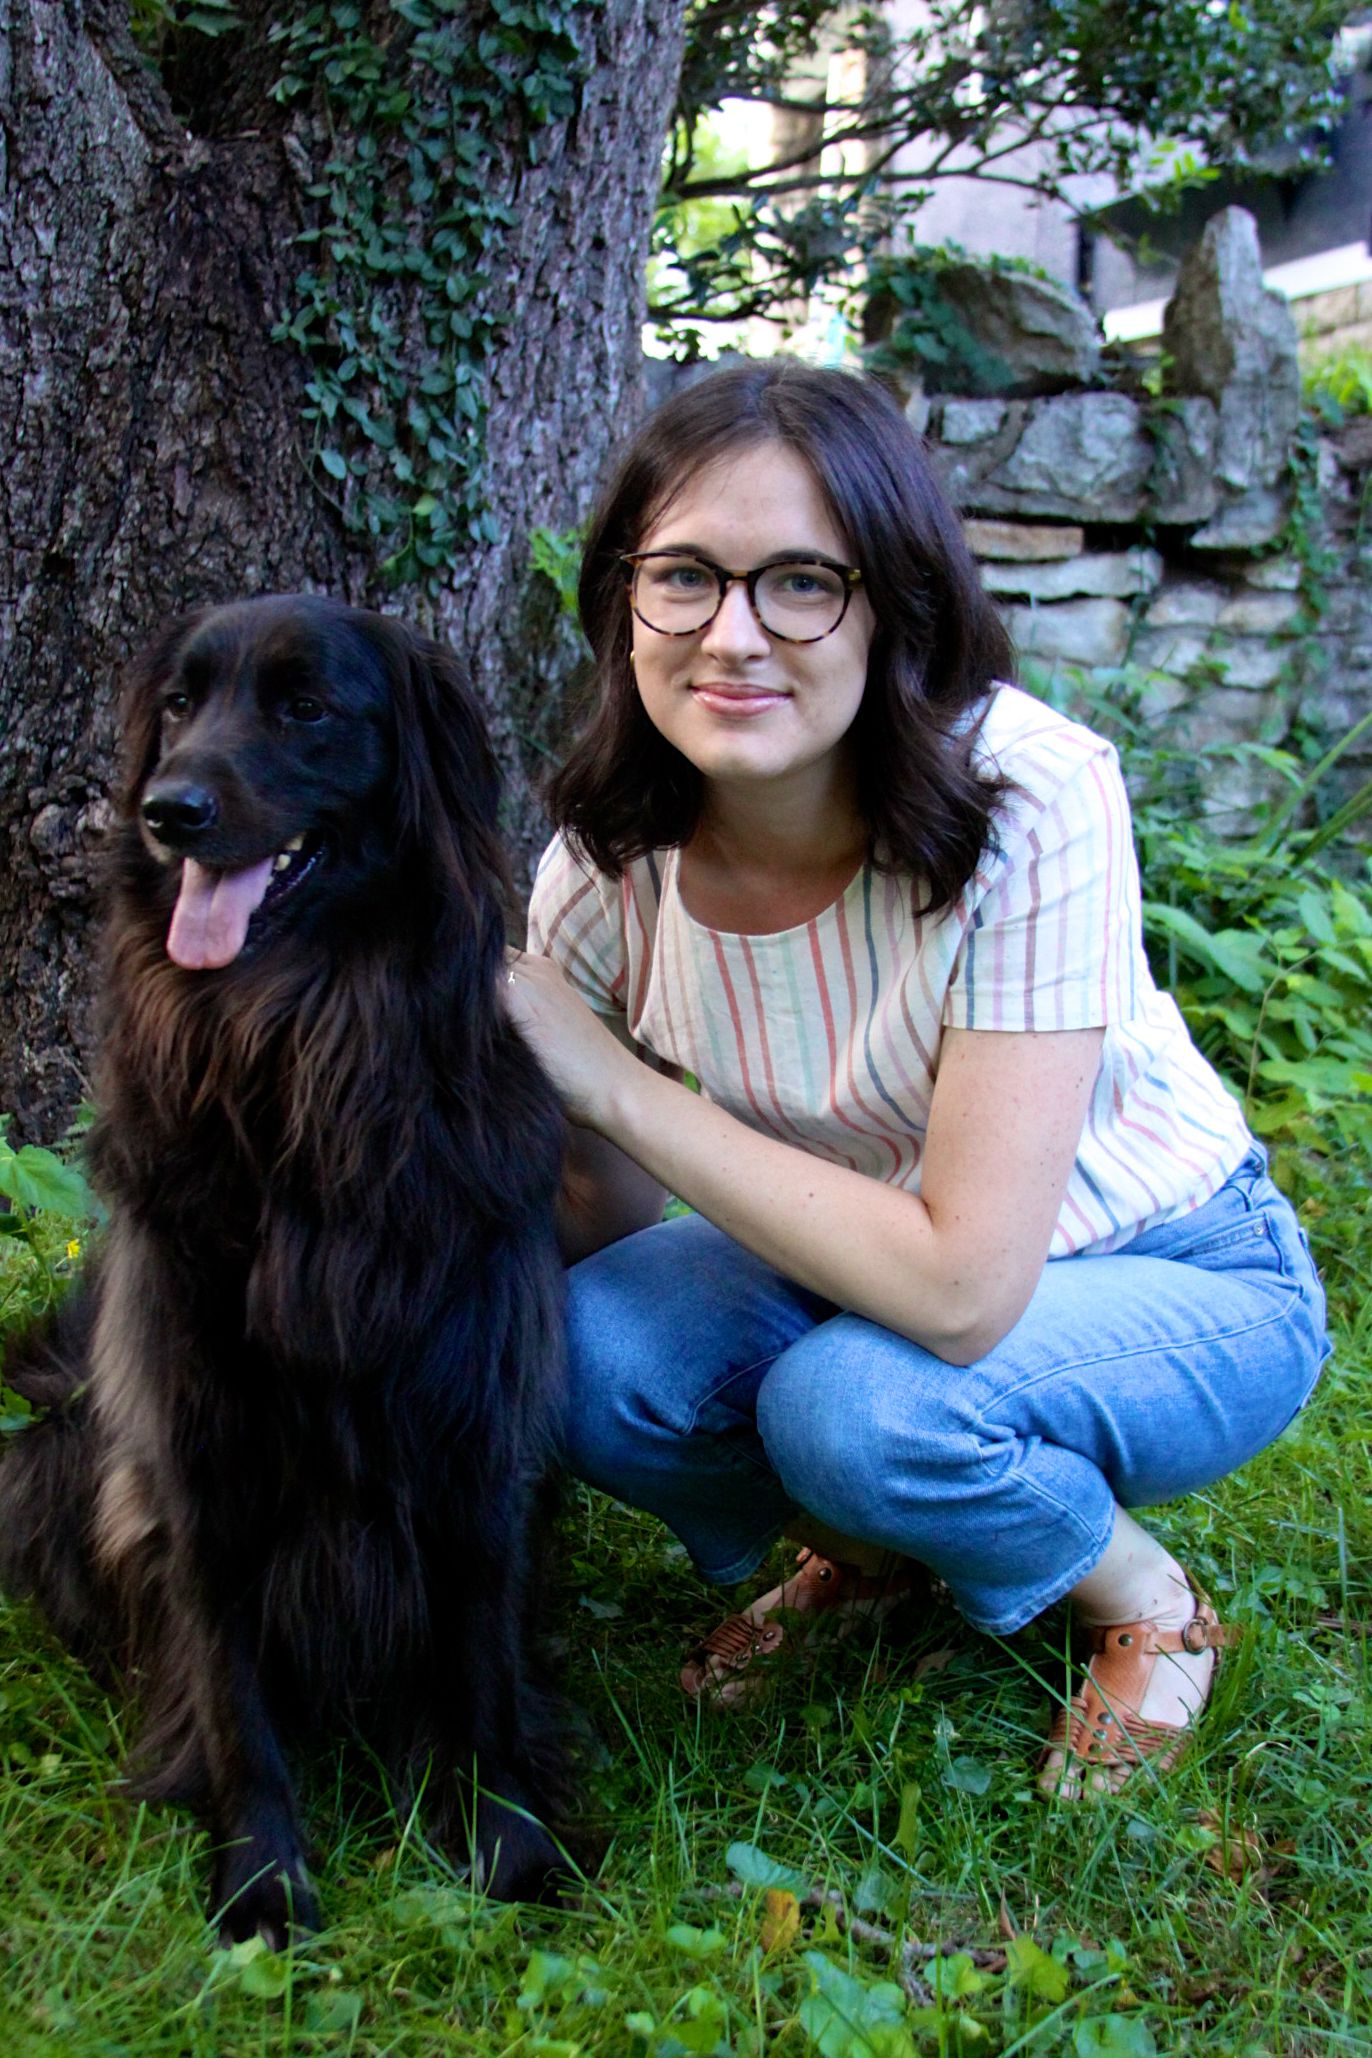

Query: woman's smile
[688,680,791,716]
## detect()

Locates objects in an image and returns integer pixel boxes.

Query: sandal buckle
[1180,1617,1212,1654]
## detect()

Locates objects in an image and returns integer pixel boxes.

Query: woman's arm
[507,952,1101,1363]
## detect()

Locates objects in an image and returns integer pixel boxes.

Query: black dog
[0,595,569,1942]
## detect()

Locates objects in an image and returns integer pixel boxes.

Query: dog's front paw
[212,1838,319,1948]
[473,1796,574,1905]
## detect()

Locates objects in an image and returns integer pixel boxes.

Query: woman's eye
[658,564,709,591]
[286,696,326,723]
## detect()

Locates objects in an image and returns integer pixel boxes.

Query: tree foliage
[653,0,1359,334]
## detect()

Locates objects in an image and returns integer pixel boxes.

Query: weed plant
[0,716,1368,2054]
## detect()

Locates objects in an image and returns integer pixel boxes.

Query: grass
[0,1183,1369,2057]
[3,731,1371,2052]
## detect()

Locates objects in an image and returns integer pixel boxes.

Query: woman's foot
[1037,1572,1235,1798]
[681,1548,918,1707]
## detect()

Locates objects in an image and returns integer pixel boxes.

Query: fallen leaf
[998,1892,1018,1941]
[760,1887,801,1955]
[1198,1810,1264,1881]
[913,1648,956,1681]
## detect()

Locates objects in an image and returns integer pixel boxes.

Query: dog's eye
[286,696,326,723]
[163,693,192,720]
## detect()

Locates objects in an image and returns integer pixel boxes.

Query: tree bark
[0,0,686,1140]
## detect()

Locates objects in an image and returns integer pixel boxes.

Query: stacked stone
[907,210,1370,833]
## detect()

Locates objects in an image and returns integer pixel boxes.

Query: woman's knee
[756,1319,976,1538]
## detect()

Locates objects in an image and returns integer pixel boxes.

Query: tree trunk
[0,0,686,1140]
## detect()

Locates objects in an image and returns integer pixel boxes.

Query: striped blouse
[527,684,1251,1257]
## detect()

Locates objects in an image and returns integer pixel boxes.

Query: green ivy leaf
[0,1142,92,1218]
[725,1842,807,1893]
[518,1948,577,2009]
[1005,1936,1070,2003]
[231,1937,291,1999]
[941,1755,992,1796]
[0,1385,37,1434]
[1074,2016,1159,2057]
[664,1923,727,1957]
[303,1989,363,2031]
[799,1952,912,2058]
[671,1986,731,2054]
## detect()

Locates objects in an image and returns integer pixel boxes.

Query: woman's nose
[700,579,771,659]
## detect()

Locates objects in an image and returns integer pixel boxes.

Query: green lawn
[0,1179,1368,2057]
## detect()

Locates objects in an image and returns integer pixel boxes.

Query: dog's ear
[116,609,212,817]
[366,616,514,942]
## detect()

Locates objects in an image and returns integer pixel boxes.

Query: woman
[505,361,1328,1795]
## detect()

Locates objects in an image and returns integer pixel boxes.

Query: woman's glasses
[622,549,862,644]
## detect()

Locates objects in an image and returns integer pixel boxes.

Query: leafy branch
[654,0,1355,333]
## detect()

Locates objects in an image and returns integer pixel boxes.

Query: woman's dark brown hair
[547,359,1015,915]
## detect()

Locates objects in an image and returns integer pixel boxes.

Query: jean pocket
[1177,1213,1273,1265]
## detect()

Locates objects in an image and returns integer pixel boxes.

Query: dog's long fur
[0,596,569,1941]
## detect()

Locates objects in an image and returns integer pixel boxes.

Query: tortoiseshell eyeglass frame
[620,548,864,645]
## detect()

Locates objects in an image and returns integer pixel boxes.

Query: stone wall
[904,210,1372,834]
[1301,276,1372,362]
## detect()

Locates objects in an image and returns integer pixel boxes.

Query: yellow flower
[66,1240,81,1262]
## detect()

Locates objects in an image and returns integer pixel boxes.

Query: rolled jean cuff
[692,1535,782,1588]
[950,1516,1117,1637]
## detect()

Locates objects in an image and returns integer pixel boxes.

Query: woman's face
[627,441,876,810]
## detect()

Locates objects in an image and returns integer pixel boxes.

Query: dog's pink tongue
[166,856,275,970]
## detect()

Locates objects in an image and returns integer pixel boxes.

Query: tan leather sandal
[1039,1588,1238,1796]
[681,1548,918,1706]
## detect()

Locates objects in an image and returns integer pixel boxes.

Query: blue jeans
[562,1151,1330,1634]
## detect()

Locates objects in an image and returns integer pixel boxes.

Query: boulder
[930,401,1026,506]
[980,547,1162,602]
[1162,208,1300,493]
[1171,686,1288,755]
[1147,398,1221,525]
[972,394,1152,522]
[1190,485,1291,551]
[1241,556,1302,590]
[1131,627,1213,679]
[940,399,1010,445]
[919,262,1103,396]
[1133,671,1192,720]
[1143,581,1227,629]
[963,519,1085,561]
[1212,638,1290,691]
[1002,597,1130,666]
[1217,590,1303,635]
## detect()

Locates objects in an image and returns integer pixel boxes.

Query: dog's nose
[141,782,220,843]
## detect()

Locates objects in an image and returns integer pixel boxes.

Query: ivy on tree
[267,0,592,590]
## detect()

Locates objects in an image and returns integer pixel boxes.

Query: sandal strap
[791,1550,918,1607]
[1039,1583,1236,1783]
[1084,1604,1238,1662]
[681,1550,920,1703]
[1044,1689,1195,1772]
[691,1612,778,1664]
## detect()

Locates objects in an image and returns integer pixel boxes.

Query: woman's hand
[503,950,635,1130]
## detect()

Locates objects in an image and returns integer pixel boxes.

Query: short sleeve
[526,834,629,1019]
[943,741,1142,1033]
